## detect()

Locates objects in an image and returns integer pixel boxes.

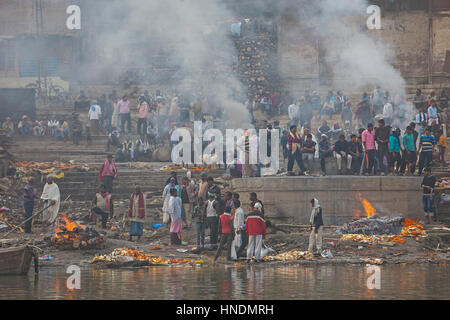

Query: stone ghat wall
[231,176,423,225]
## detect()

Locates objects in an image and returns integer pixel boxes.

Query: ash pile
[337,215,405,236]
[51,214,106,250]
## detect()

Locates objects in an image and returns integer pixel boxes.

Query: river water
[0,264,448,300]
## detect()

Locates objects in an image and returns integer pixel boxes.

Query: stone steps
[58,168,226,200]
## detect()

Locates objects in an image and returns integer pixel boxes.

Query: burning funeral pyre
[52,214,106,250]
[338,194,426,244]
[337,216,405,236]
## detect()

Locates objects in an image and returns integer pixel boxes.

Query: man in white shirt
[382,102,393,126]
[88,101,102,134]
[40,176,60,234]
[288,100,300,127]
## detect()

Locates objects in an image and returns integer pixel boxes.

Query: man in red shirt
[246,202,266,262]
[98,154,118,193]
[362,123,376,175]
[214,206,235,261]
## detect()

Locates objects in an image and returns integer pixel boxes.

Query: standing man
[421,167,436,224]
[192,197,207,248]
[23,178,37,234]
[168,188,183,245]
[206,191,219,245]
[98,154,118,194]
[382,101,393,126]
[401,126,416,175]
[308,198,324,255]
[126,185,146,242]
[389,128,402,175]
[88,100,102,135]
[362,123,376,175]
[162,177,176,224]
[231,200,244,260]
[302,133,316,172]
[418,128,436,175]
[137,96,149,135]
[91,185,113,229]
[104,95,114,134]
[181,177,192,228]
[214,206,235,262]
[348,134,363,174]
[375,119,390,175]
[287,125,308,175]
[246,202,266,262]
[118,95,131,134]
[288,100,300,127]
[197,173,209,201]
[249,192,265,216]
[70,113,83,145]
[40,176,60,234]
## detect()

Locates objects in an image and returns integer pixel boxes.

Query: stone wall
[0,0,78,36]
[277,8,449,90]
[433,12,450,74]
[231,176,423,225]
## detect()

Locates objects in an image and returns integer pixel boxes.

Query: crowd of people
[2,84,449,175]
[277,86,449,176]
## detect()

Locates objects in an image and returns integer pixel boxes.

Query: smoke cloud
[84,0,252,128]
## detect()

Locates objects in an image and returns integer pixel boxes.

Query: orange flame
[53,213,86,242]
[357,192,376,218]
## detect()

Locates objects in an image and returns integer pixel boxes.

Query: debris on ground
[91,248,206,267]
[263,250,314,261]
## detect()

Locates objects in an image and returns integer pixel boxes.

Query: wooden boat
[0,245,38,275]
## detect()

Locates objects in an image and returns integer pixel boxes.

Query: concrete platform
[231,176,424,225]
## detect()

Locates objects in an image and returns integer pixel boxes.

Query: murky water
[0,264,448,300]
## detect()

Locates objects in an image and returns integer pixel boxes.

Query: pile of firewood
[234,35,279,101]
[337,216,405,236]
[0,129,13,178]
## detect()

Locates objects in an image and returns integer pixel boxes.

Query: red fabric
[220,213,232,234]
[128,192,145,219]
[246,210,266,237]
[98,160,117,180]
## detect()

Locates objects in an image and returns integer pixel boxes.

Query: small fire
[53,213,84,242]
[357,192,376,218]
[52,213,104,250]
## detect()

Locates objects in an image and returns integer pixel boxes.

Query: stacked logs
[233,35,279,102]
[0,129,13,178]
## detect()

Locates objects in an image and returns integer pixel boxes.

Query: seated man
[134,135,152,161]
[91,185,113,229]
[107,129,122,151]
[319,134,332,176]
[32,120,45,136]
[302,134,316,172]
[2,117,15,137]
[18,115,32,135]
[334,134,352,175]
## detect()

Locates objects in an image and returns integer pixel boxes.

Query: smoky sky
[81,0,410,126]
